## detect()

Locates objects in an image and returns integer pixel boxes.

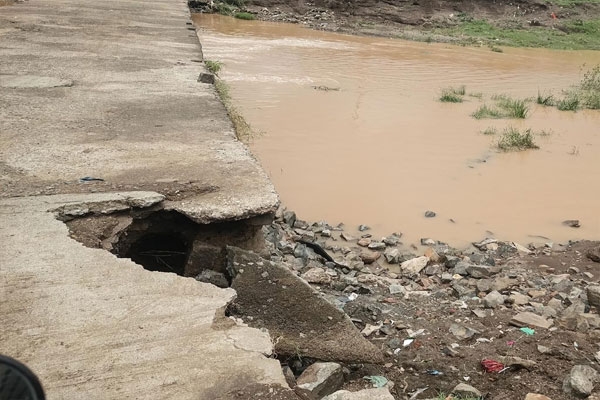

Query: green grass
[497,97,529,118]
[204,60,223,76]
[234,12,255,20]
[537,91,555,106]
[481,127,498,135]
[472,95,529,119]
[497,127,539,151]
[549,0,600,6]
[439,85,466,102]
[213,71,257,141]
[472,104,504,119]
[435,18,600,50]
[490,45,503,53]
[557,93,580,111]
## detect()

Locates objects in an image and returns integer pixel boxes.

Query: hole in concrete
[64,208,270,281]
[126,233,188,275]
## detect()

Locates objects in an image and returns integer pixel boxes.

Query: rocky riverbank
[225,207,600,399]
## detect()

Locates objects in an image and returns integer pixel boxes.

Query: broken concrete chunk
[296,362,343,400]
[510,311,553,329]
[322,388,395,400]
[227,247,384,364]
[449,323,479,340]
[195,269,229,288]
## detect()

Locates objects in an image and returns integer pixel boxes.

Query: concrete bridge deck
[0,0,291,398]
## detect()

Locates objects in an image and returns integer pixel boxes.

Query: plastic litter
[481,359,505,373]
[520,327,535,336]
[403,339,414,347]
[79,176,104,182]
[363,375,388,388]
[348,292,359,301]
[408,387,428,400]
[507,340,516,346]
[426,369,443,376]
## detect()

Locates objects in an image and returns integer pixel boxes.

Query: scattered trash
[481,359,506,373]
[426,370,444,376]
[520,327,535,336]
[79,176,104,182]
[507,340,516,346]
[361,323,382,337]
[363,375,388,388]
[348,292,359,301]
[407,328,425,337]
[403,338,414,347]
[463,376,471,381]
[476,338,492,343]
[408,387,428,400]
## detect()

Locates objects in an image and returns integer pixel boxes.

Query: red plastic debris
[481,359,505,373]
[551,12,557,19]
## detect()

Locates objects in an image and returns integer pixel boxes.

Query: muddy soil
[241,0,600,45]
[254,209,600,399]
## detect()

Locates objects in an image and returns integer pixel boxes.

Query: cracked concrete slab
[0,193,295,399]
[0,0,278,223]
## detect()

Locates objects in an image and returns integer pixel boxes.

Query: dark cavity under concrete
[67,208,270,279]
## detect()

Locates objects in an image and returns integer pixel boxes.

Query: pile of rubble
[234,208,600,399]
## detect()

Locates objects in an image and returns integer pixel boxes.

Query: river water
[193,14,600,247]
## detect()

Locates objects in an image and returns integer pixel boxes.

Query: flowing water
[193,14,600,247]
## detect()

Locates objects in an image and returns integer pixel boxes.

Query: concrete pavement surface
[0,0,294,398]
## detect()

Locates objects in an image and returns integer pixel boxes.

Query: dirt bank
[192,0,600,49]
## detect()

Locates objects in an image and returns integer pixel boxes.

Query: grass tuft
[497,127,539,151]
[481,127,498,135]
[557,94,580,111]
[439,85,466,102]
[472,104,503,119]
[204,60,223,76]
[536,91,555,106]
[234,12,255,20]
[497,97,529,118]
[214,71,258,142]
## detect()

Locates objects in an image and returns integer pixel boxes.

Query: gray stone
[453,261,470,276]
[424,210,436,218]
[323,388,395,400]
[197,72,215,84]
[368,241,386,251]
[383,248,401,264]
[563,365,599,398]
[452,383,482,397]
[283,210,297,227]
[382,234,401,246]
[449,323,479,340]
[389,284,406,295]
[424,264,442,276]
[301,268,332,285]
[453,283,477,298]
[588,246,600,263]
[484,290,506,308]
[360,250,381,264]
[441,273,453,283]
[195,269,229,288]
[420,238,436,246]
[509,292,530,305]
[563,219,581,228]
[341,232,355,241]
[400,256,429,278]
[469,253,495,266]
[510,311,553,329]
[358,224,370,232]
[476,279,492,293]
[588,286,600,308]
[296,362,344,400]
[466,264,493,279]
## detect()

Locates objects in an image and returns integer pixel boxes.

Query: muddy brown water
[193,14,600,248]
